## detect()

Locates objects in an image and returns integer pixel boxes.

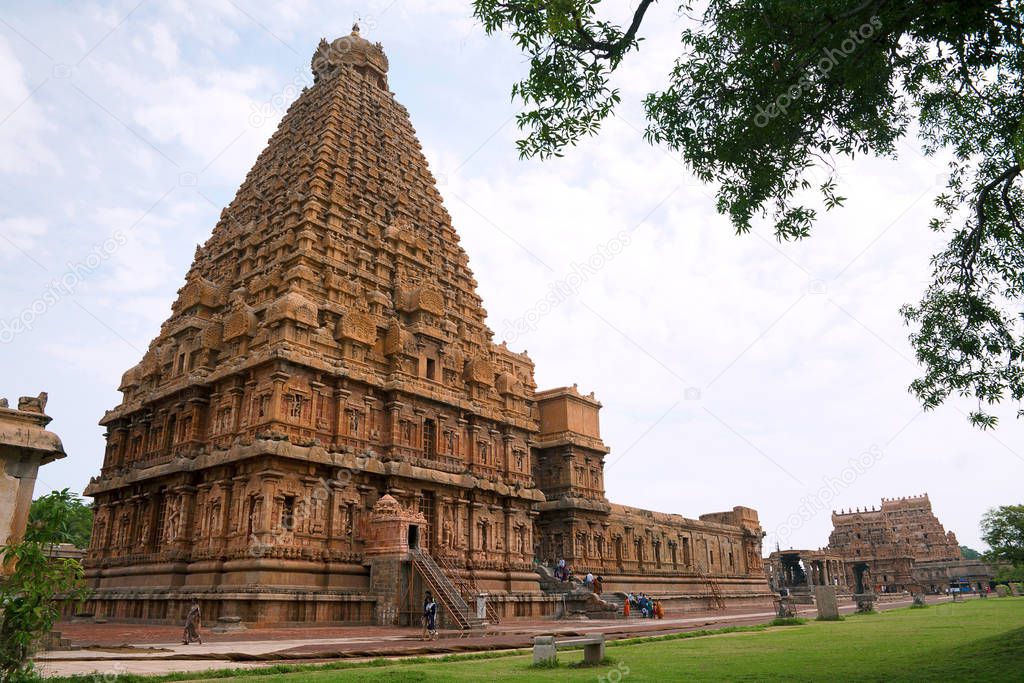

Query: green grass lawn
[56,598,1024,683]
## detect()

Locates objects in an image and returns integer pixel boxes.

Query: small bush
[771,617,808,626]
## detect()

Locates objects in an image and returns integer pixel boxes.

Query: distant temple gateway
[767,493,992,597]
[82,28,770,626]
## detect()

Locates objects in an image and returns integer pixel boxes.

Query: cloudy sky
[1,1,1020,553]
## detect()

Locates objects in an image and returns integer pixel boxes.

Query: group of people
[553,559,604,595]
[624,592,664,619]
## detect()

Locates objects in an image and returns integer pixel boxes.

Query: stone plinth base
[853,593,876,613]
[78,588,376,626]
[210,616,247,633]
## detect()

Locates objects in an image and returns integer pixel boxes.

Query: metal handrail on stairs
[436,552,501,624]
[410,548,481,630]
[694,561,726,610]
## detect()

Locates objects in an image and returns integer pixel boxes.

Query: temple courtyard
[36,596,1023,681]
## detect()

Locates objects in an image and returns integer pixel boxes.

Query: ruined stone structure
[765,548,849,595]
[82,28,770,625]
[0,392,66,563]
[828,494,963,593]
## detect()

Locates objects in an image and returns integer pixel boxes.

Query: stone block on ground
[814,586,840,620]
[532,636,556,665]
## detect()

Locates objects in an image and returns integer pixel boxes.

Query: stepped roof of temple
[108,28,536,422]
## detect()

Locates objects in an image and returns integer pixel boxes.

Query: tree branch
[961,163,1022,287]
[570,0,657,60]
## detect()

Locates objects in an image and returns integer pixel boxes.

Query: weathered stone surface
[0,393,66,557]
[814,585,840,620]
[766,549,848,594]
[532,636,557,665]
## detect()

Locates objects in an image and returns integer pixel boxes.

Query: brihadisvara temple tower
[83,28,770,626]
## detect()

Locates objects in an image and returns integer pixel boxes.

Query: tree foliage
[26,489,92,550]
[982,504,1024,566]
[1,490,90,681]
[474,0,1024,426]
[960,545,982,559]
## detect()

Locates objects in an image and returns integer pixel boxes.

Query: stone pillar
[310,380,324,430]
[229,386,244,434]
[270,370,289,422]
[386,401,403,446]
[172,485,196,548]
[333,388,351,440]
[815,585,839,622]
[502,432,513,476]
[0,395,67,548]
[467,423,480,466]
[456,418,467,459]
[218,478,234,547]
[363,395,378,441]
[411,407,425,455]
[503,505,513,565]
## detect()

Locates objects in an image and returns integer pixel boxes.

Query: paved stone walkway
[37,595,951,678]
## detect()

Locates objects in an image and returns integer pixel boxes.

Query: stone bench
[533,634,605,666]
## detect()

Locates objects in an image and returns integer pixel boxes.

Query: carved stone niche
[395,284,445,317]
[174,275,222,313]
[364,494,428,557]
[463,357,495,387]
[334,312,377,346]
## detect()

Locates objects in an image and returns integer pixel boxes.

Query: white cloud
[0,36,61,175]
[0,216,48,260]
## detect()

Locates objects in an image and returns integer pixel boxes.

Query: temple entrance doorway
[408,524,420,550]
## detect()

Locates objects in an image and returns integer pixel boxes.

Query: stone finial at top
[311,24,389,84]
[18,392,47,414]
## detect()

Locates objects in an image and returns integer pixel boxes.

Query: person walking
[423,592,439,641]
[421,591,434,641]
[594,576,603,595]
[182,599,202,645]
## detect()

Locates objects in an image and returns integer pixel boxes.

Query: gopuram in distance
[82,27,770,626]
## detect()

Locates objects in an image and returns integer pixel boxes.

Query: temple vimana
[81,28,769,626]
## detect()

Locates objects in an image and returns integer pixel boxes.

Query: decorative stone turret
[0,392,66,559]
[365,494,428,557]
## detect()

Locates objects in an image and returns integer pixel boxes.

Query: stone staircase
[534,563,625,619]
[410,549,486,631]
[534,562,585,594]
[601,592,627,613]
